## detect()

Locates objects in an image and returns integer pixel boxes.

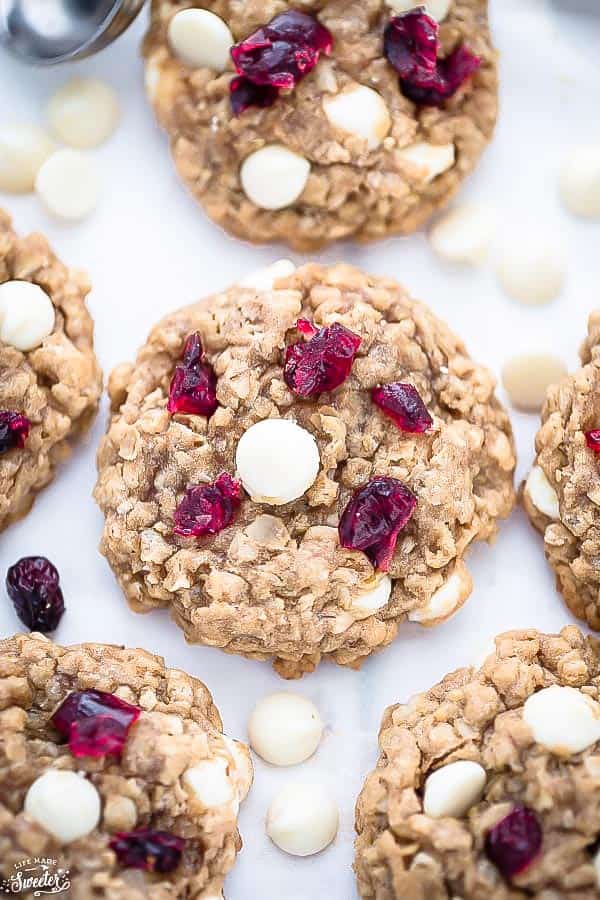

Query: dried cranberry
[230,75,279,115]
[372,383,433,433]
[0,410,30,454]
[585,430,600,453]
[52,689,141,758]
[284,319,361,398]
[110,829,186,874]
[167,333,218,418]
[174,472,242,538]
[485,806,543,879]
[6,556,64,633]
[401,45,481,106]
[338,476,417,571]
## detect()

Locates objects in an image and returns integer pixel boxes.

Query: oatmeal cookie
[0,632,252,899]
[523,311,600,630]
[0,209,102,532]
[94,262,515,678]
[143,1,497,251]
[355,626,600,899]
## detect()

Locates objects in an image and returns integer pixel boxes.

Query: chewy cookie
[355,626,600,899]
[95,262,515,678]
[0,210,102,532]
[523,312,600,630]
[0,632,252,899]
[143,1,497,250]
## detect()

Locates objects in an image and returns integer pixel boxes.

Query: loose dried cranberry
[0,410,30,454]
[485,806,543,879]
[338,476,417,571]
[585,430,600,453]
[167,333,218,418]
[6,556,64,633]
[284,319,361,398]
[110,829,186,874]
[174,472,242,538]
[52,689,141,758]
[372,383,433,433]
[230,75,279,115]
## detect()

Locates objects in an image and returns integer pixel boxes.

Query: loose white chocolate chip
[502,353,566,412]
[168,8,233,70]
[25,770,101,844]
[184,757,237,811]
[408,563,472,625]
[323,84,391,150]
[47,78,120,149]
[35,149,99,221]
[0,280,55,351]
[496,235,566,305]
[525,466,560,519]
[559,145,600,219]
[0,123,55,193]
[239,259,296,291]
[429,204,495,265]
[248,692,323,766]
[236,418,320,505]
[386,0,452,21]
[397,142,455,183]
[523,685,600,755]
[240,145,310,211]
[350,575,392,618]
[423,761,486,818]
[266,783,339,856]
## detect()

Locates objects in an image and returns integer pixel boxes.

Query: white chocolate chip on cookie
[397,142,455,183]
[524,466,560,519]
[35,149,99,221]
[351,575,392,619]
[248,692,323,766]
[239,259,296,291]
[502,353,566,412]
[323,84,391,150]
[429,204,495,265]
[385,0,452,21]
[496,233,566,305]
[408,562,472,625]
[0,280,55,351]
[184,757,237,812]
[236,418,320,505]
[423,760,487,818]
[240,146,311,211]
[168,8,233,71]
[47,79,120,149]
[523,685,600,755]
[25,770,101,844]
[559,145,600,219]
[0,123,54,193]
[266,783,339,856]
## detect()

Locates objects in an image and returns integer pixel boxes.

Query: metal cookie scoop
[0,0,145,65]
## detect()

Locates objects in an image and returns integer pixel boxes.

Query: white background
[0,1,599,897]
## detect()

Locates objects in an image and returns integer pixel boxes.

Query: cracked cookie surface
[355,626,600,899]
[0,632,252,900]
[94,263,515,678]
[143,0,497,250]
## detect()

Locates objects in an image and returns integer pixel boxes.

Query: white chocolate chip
[429,204,495,265]
[0,123,55,193]
[0,280,55,351]
[323,84,391,150]
[25,770,101,844]
[525,466,560,519]
[47,78,120,149]
[168,8,233,70]
[266,783,339,856]
[502,353,566,412]
[559,145,600,219]
[240,145,310,211]
[408,562,472,625]
[236,418,320,505]
[385,0,452,21]
[350,575,392,618]
[184,757,237,812]
[523,685,600,755]
[423,760,486,818]
[248,692,323,766]
[35,149,99,221]
[239,259,296,291]
[397,142,455,183]
[496,233,566,305]
[222,736,253,801]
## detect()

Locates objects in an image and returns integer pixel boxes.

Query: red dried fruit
[585,430,600,453]
[284,319,361,398]
[402,45,481,106]
[110,829,186,874]
[167,333,218,418]
[174,472,242,538]
[230,75,279,115]
[6,556,64,633]
[52,689,141,759]
[372,383,433,433]
[338,476,417,571]
[0,410,30,453]
[485,806,543,879]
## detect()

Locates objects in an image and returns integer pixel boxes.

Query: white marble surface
[0,1,598,896]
